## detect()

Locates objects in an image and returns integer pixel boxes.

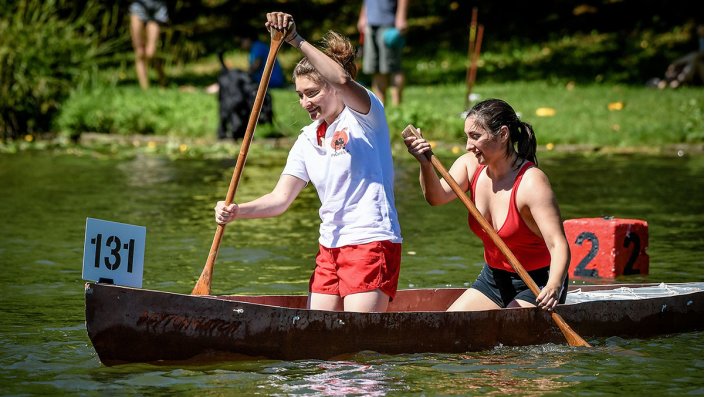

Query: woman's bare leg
[343,289,389,312]
[308,292,344,311]
[447,288,502,311]
[507,299,536,308]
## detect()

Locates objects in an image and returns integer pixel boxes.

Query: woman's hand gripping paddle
[401,125,591,347]
[192,26,291,295]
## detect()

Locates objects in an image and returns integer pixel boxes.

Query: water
[0,149,702,395]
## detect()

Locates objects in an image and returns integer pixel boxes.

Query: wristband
[287,34,304,48]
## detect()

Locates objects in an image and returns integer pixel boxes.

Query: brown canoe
[85,282,703,365]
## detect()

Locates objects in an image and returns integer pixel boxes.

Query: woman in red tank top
[403,99,570,312]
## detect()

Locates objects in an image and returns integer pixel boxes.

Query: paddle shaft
[192,28,288,295]
[401,125,590,347]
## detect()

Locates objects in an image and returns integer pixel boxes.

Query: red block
[563,217,649,279]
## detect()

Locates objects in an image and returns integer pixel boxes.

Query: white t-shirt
[282,90,402,248]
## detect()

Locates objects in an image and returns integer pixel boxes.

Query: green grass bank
[53,81,703,148]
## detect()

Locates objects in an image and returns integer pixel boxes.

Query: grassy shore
[4,42,703,158]
[51,80,703,148]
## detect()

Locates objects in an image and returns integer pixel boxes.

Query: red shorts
[309,240,401,299]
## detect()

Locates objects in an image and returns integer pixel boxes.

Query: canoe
[85,282,703,365]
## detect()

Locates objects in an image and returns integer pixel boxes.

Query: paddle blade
[191,267,212,295]
[192,225,225,295]
[192,251,213,295]
[551,312,591,347]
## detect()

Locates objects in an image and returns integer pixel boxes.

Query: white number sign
[82,218,145,288]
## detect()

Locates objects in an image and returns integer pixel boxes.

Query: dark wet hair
[293,31,357,85]
[466,98,538,167]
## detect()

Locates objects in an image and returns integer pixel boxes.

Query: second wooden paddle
[192,26,290,296]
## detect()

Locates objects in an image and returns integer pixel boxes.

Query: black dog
[216,52,273,140]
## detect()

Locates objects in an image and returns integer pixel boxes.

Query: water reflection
[411,345,576,396]
[118,154,176,187]
[265,360,394,396]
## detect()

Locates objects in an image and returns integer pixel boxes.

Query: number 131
[90,233,135,273]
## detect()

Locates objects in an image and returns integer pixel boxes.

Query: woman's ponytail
[293,30,357,83]
[516,121,538,166]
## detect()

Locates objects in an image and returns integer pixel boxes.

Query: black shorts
[471,264,568,308]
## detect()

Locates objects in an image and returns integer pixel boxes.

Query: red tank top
[467,161,551,272]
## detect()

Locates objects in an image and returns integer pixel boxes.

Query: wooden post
[464,7,478,110]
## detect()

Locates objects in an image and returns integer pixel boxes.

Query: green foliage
[9,0,698,86]
[149,0,701,86]
[385,85,465,140]
[56,85,298,139]
[472,82,704,147]
[55,81,703,149]
[407,26,699,85]
[56,87,217,137]
[10,0,699,146]
[2,0,701,142]
[0,0,119,139]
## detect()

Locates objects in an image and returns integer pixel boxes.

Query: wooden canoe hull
[85,283,703,364]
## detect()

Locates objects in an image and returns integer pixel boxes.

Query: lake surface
[0,149,702,395]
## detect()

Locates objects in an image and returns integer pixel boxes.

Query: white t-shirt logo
[331,127,350,156]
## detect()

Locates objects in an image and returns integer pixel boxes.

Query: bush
[406,26,698,86]
[56,86,218,138]
[0,0,118,140]
[57,84,302,140]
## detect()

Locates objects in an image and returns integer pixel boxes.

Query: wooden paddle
[401,125,591,347]
[192,26,290,295]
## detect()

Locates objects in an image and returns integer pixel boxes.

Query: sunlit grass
[55,79,702,149]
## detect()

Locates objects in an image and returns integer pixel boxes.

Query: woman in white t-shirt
[215,12,402,312]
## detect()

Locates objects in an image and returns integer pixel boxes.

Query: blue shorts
[130,0,169,24]
[471,264,568,308]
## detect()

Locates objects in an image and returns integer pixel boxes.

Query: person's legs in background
[390,71,404,106]
[130,1,166,90]
[130,14,150,90]
[145,20,165,87]
[385,29,404,106]
[367,26,404,106]
[371,73,389,105]
[364,25,391,105]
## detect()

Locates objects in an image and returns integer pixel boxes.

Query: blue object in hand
[383,28,405,49]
